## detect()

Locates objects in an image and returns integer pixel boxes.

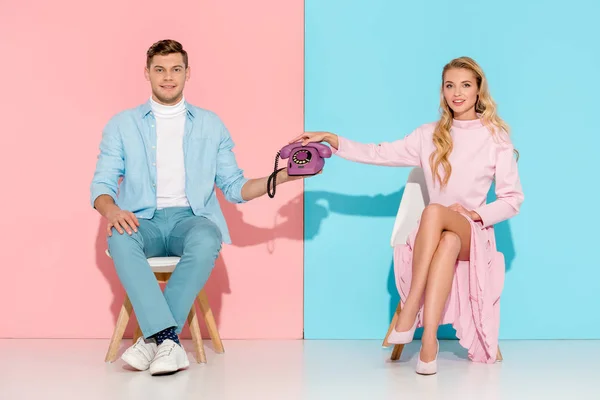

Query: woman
[291,57,524,375]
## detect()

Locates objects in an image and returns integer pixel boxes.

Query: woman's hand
[289,131,339,150]
[449,203,481,222]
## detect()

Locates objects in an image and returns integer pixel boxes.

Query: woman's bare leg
[395,204,471,332]
[419,231,465,362]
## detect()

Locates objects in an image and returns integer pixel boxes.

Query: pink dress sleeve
[474,137,524,228]
[332,127,422,167]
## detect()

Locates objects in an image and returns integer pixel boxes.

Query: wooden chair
[103,250,224,364]
[381,168,503,362]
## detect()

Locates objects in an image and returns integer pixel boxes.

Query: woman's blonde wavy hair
[430,56,517,188]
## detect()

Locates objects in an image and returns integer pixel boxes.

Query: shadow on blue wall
[297,181,515,340]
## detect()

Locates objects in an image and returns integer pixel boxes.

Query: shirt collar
[140,98,196,119]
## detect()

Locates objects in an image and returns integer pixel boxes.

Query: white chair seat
[104,249,180,273]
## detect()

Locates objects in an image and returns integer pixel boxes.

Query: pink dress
[333,118,524,364]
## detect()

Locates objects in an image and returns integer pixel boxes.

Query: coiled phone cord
[267,151,285,198]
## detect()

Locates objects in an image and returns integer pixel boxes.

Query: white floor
[0,339,597,400]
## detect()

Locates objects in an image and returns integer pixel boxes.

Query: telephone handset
[267,142,332,198]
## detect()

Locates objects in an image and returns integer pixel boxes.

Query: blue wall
[304,0,600,339]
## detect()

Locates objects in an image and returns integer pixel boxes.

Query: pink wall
[0,0,304,339]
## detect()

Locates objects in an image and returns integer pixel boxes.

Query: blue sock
[151,327,180,346]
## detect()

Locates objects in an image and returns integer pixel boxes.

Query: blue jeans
[107,207,222,337]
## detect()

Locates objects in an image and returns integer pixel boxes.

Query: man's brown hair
[146,39,188,69]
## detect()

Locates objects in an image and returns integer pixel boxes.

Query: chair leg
[384,300,406,361]
[383,300,402,347]
[197,289,224,353]
[187,304,207,363]
[105,295,133,362]
[390,344,405,361]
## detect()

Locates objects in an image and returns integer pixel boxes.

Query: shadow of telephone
[267,142,332,198]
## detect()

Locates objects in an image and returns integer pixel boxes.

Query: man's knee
[184,219,223,254]
[107,230,143,254]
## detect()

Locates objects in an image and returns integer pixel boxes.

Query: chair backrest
[390,167,430,247]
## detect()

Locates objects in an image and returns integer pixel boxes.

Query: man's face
[144,53,190,105]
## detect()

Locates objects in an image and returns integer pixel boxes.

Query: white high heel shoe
[387,312,420,345]
[416,339,439,375]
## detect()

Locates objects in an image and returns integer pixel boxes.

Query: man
[90,39,305,375]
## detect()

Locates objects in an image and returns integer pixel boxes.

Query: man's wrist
[277,168,291,184]
[98,200,120,219]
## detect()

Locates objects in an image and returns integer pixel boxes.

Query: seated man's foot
[121,337,157,371]
[151,326,181,346]
[149,339,190,376]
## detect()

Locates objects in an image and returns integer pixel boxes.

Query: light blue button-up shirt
[90,100,249,244]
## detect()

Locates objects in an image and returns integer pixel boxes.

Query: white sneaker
[149,339,190,375]
[121,337,158,371]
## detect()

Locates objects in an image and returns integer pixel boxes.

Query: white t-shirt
[150,97,190,209]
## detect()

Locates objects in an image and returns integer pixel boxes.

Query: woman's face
[443,68,479,119]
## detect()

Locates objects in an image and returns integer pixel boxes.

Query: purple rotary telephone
[267,142,332,198]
